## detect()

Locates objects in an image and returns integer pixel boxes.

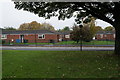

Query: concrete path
[2,44,115,47]
[1,46,114,51]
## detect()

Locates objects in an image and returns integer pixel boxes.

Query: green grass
[2,50,119,78]
[56,40,115,45]
[82,40,115,45]
[3,40,115,45]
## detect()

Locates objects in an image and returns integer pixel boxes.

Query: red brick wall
[24,34,35,43]
[1,34,59,43]
[95,34,115,40]
[2,34,19,43]
[28,34,58,43]
[61,34,71,41]
[4,34,59,43]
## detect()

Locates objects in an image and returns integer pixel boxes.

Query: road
[1,46,114,51]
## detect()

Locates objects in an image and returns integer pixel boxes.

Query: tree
[82,24,92,42]
[19,23,30,30]
[29,21,42,30]
[95,26,103,31]
[41,22,55,31]
[104,26,115,31]
[14,2,120,55]
[71,17,96,43]
[19,21,42,30]
[70,24,81,43]
[86,17,97,41]
[62,26,70,31]
[3,27,16,30]
[19,21,55,31]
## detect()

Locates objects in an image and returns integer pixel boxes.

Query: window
[104,34,107,37]
[1,34,7,39]
[100,34,103,38]
[65,35,70,38]
[113,34,115,38]
[38,34,45,39]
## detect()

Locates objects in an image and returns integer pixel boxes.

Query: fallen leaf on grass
[98,68,102,70]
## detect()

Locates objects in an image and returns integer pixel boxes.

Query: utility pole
[79,25,83,51]
[79,17,84,51]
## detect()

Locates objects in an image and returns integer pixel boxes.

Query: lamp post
[79,24,83,51]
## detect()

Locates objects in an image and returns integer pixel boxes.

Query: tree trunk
[114,24,120,55]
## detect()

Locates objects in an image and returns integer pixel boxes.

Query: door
[20,35,24,43]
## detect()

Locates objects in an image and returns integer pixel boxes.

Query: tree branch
[80,5,114,25]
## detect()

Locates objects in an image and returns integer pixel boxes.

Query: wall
[1,34,59,43]
[2,34,19,43]
[95,34,115,41]
[26,34,58,43]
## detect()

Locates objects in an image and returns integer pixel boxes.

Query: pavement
[2,44,115,47]
[1,46,114,51]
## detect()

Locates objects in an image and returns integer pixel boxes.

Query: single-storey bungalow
[0,30,71,43]
[56,31,71,41]
[1,30,59,43]
[95,31,115,41]
[0,30,115,44]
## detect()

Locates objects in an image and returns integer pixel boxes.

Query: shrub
[2,40,5,44]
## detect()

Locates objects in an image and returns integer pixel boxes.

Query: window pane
[1,35,7,39]
[38,34,45,39]
[65,35,70,38]
[42,35,44,38]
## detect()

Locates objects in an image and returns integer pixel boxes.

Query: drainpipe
[35,33,37,46]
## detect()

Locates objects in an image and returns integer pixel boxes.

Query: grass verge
[2,50,119,78]
[2,40,115,45]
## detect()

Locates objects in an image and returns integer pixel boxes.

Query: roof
[55,31,71,35]
[3,30,114,35]
[2,30,55,34]
[1,30,72,35]
[96,31,115,34]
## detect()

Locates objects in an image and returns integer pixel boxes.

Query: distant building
[56,31,71,41]
[1,30,59,43]
[95,31,115,41]
[0,30,115,44]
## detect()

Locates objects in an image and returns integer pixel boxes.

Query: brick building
[1,30,115,44]
[56,31,71,41]
[1,30,71,43]
[1,30,60,43]
[95,31,115,41]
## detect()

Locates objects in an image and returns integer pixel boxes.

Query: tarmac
[1,46,114,51]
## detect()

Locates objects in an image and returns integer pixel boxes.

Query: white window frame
[38,34,45,39]
[100,34,103,38]
[104,34,107,37]
[65,34,70,38]
[1,34,7,39]
[113,34,115,38]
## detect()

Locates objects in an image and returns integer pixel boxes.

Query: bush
[84,40,91,42]
[2,40,5,44]
[49,40,55,44]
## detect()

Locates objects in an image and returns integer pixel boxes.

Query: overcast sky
[0,0,113,30]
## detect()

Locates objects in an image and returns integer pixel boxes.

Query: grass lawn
[2,50,119,78]
[56,40,115,45]
[3,40,115,45]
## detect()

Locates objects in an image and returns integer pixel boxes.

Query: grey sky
[0,0,113,30]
